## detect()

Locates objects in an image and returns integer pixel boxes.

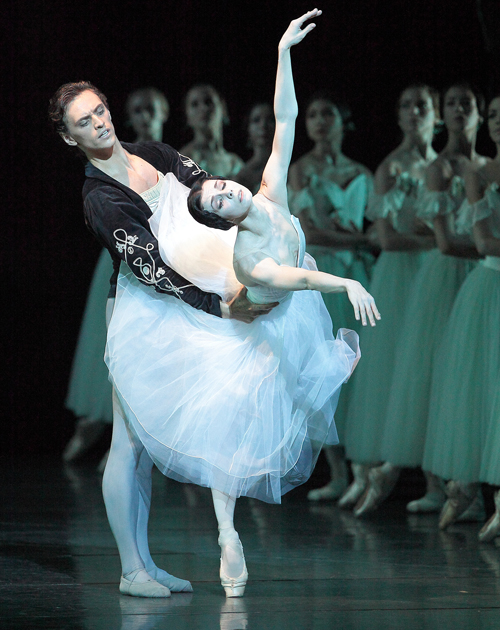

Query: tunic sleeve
[84,186,222,316]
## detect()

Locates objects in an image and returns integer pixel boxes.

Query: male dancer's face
[62,90,116,156]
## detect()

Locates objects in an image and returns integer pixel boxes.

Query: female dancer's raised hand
[279,9,322,51]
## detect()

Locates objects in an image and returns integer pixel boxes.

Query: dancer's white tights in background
[211,489,245,578]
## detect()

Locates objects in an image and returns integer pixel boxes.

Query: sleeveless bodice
[246,216,306,304]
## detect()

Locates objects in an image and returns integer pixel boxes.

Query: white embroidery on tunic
[178,153,207,177]
[113,228,194,297]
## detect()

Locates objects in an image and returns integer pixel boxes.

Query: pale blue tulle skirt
[307,246,373,444]
[423,265,500,483]
[344,250,428,464]
[380,250,476,466]
[105,265,360,504]
[65,249,114,424]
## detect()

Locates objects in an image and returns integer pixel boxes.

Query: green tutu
[423,264,500,482]
[381,250,475,466]
[344,249,428,463]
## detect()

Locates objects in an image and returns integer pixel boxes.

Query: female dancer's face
[127,94,167,141]
[186,86,224,132]
[305,99,342,144]
[200,179,252,222]
[62,90,116,154]
[443,86,480,134]
[248,104,274,149]
[398,87,436,137]
[488,97,500,145]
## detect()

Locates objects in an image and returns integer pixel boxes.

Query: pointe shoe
[479,491,500,543]
[307,479,348,502]
[438,481,477,530]
[338,464,370,509]
[119,568,171,598]
[353,466,399,518]
[407,491,446,514]
[219,531,248,598]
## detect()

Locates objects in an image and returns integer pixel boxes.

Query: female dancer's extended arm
[248,256,380,326]
[259,9,321,207]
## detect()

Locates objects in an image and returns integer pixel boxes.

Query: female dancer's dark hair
[48,81,109,134]
[187,176,234,231]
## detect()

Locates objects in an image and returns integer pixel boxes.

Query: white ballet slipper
[119,568,171,598]
[307,479,348,502]
[146,567,193,593]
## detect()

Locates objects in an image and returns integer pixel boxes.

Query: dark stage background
[5,0,500,456]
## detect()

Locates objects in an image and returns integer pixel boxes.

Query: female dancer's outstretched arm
[259,10,320,206]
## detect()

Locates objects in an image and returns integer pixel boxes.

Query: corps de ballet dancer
[354,82,486,517]
[288,92,374,502]
[339,84,439,512]
[422,91,500,531]
[180,83,244,178]
[104,9,379,598]
[236,102,275,193]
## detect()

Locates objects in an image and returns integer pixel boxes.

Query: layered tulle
[106,263,360,504]
[380,249,476,466]
[65,249,114,424]
[344,250,428,464]
[423,264,500,483]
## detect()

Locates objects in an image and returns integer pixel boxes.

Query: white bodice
[246,216,306,304]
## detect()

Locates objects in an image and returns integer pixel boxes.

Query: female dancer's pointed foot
[438,481,477,530]
[307,478,348,502]
[407,491,446,513]
[219,529,248,598]
[479,490,500,543]
[119,568,171,597]
[146,566,193,592]
[337,464,370,509]
[353,465,399,518]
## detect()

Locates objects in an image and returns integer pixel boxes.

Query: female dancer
[340,84,439,512]
[106,9,379,598]
[180,84,244,178]
[49,71,273,599]
[125,87,169,143]
[423,92,500,529]
[236,103,275,193]
[354,83,485,517]
[62,87,171,464]
[288,93,373,502]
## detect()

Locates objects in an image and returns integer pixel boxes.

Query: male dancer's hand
[221,286,278,323]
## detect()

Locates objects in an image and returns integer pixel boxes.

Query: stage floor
[2,460,500,629]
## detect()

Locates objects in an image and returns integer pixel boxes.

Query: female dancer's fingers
[359,302,367,327]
